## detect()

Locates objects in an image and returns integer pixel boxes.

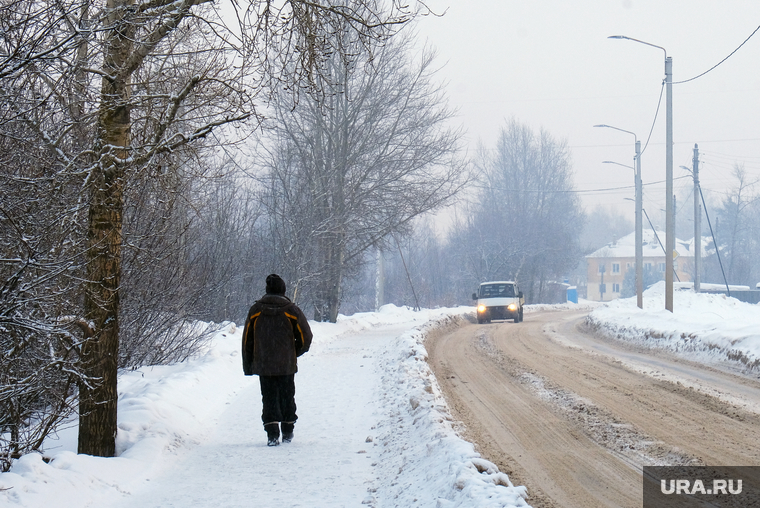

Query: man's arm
[287,306,313,357]
[241,310,259,375]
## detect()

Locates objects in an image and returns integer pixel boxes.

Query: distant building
[586,229,695,302]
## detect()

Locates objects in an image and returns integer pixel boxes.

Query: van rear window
[480,284,515,298]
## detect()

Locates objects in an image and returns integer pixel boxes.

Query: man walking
[242,274,313,446]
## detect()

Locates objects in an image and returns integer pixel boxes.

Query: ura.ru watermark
[660,478,742,495]
[644,466,760,507]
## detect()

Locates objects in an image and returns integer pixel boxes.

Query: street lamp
[594,124,643,309]
[608,35,673,312]
[601,161,632,168]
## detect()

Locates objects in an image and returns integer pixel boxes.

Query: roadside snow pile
[525,300,601,313]
[373,310,530,508]
[587,281,760,371]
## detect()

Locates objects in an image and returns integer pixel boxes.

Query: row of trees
[235,116,585,319]
[2,0,622,472]
[1,0,422,468]
[447,119,584,303]
[709,165,760,286]
[4,0,756,474]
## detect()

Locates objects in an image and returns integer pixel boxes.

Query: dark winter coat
[242,294,313,376]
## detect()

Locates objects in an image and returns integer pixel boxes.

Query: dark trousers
[259,374,297,427]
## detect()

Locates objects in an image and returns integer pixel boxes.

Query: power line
[569,138,760,150]
[603,24,760,176]
[701,149,760,161]
[471,175,690,195]
[640,82,665,157]
[673,24,760,85]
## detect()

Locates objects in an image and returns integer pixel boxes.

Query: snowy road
[427,309,760,508]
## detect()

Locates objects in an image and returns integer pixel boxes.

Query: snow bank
[373,309,530,508]
[525,299,601,313]
[587,282,760,371]
[0,322,246,507]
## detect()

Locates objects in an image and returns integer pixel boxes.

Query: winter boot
[265,422,280,447]
[281,422,295,443]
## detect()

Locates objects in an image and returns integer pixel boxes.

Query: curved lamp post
[594,124,643,309]
[608,35,673,312]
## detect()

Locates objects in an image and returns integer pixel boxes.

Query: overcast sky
[412,0,760,230]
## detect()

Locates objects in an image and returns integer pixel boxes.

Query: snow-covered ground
[2,285,758,508]
[587,281,760,374]
[0,305,529,508]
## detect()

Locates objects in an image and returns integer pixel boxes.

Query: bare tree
[1,0,424,460]
[449,119,584,303]
[183,166,266,323]
[0,109,85,471]
[715,164,759,285]
[256,29,468,322]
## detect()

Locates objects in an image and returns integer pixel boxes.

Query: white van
[472,281,524,324]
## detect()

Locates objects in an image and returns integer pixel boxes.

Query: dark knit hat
[265,274,286,295]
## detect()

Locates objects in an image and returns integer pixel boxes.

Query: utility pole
[635,140,643,309]
[607,35,672,311]
[665,55,674,312]
[692,144,701,293]
[594,123,643,309]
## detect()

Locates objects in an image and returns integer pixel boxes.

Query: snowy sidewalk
[1,306,530,508]
[109,325,393,508]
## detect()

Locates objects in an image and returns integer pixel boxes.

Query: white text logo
[661,479,742,495]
